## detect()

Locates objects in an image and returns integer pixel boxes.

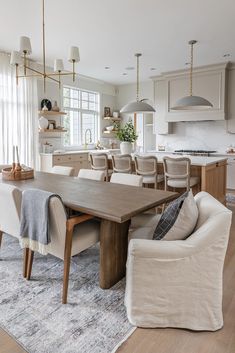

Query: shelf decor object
[10,0,80,92]
[171,40,213,110]
[120,53,155,114]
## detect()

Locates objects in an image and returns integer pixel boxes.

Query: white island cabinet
[40,152,90,176]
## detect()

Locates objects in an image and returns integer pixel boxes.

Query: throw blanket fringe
[20,238,52,256]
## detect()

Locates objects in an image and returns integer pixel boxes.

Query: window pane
[64,97,70,108]
[63,88,70,97]
[63,86,99,147]
[82,100,88,110]
[82,91,88,100]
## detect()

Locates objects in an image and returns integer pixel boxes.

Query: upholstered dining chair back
[51,165,75,176]
[110,173,143,187]
[163,157,191,191]
[134,155,157,176]
[78,169,105,181]
[48,196,99,260]
[111,154,132,173]
[0,184,22,238]
[90,153,111,180]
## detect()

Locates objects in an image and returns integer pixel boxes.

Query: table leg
[99,219,130,289]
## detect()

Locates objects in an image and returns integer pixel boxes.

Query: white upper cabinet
[227,64,235,133]
[153,79,172,135]
[152,63,228,123]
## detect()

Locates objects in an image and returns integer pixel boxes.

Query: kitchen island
[109,153,227,204]
[152,154,227,204]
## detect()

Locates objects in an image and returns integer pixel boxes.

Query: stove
[174,149,217,156]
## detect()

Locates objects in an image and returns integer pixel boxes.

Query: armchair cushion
[153,190,198,241]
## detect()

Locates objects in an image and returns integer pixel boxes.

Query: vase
[38,116,49,130]
[52,100,60,112]
[120,141,132,154]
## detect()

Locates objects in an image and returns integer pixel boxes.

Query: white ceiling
[1,0,235,85]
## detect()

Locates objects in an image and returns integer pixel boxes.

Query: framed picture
[104,107,111,117]
[48,119,56,129]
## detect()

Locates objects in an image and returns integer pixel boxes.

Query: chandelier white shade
[171,40,213,111]
[120,53,155,114]
[20,36,32,55]
[10,51,22,66]
[69,46,80,63]
[54,59,64,72]
[10,0,80,91]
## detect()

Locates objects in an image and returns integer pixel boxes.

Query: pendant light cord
[190,42,193,96]
[136,54,139,102]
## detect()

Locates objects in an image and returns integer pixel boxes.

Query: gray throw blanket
[20,189,64,255]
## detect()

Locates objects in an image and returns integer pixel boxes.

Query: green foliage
[116,121,138,142]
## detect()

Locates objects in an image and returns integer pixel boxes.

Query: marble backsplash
[156,120,235,153]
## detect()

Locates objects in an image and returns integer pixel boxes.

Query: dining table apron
[0,171,178,289]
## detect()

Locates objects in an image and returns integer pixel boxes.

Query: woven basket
[2,167,34,181]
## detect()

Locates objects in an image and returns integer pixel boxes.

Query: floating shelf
[103,116,121,121]
[38,111,67,116]
[39,129,67,133]
[103,130,118,135]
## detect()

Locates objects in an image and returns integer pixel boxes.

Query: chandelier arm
[24,65,45,76]
[18,74,43,78]
[47,72,77,76]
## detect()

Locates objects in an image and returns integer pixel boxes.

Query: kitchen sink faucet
[84,129,92,148]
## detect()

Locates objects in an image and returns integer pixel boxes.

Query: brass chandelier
[10,0,80,92]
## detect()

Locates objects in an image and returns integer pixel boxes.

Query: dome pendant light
[120,53,155,114]
[171,40,213,110]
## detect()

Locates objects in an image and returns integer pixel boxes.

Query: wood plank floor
[0,203,234,353]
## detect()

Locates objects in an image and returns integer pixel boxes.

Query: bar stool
[163,156,200,192]
[134,155,164,189]
[111,154,132,174]
[89,153,112,181]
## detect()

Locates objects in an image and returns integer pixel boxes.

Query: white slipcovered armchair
[125,192,232,331]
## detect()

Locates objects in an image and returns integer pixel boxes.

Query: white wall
[115,77,235,153]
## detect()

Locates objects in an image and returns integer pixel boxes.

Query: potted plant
[116,121,138,154]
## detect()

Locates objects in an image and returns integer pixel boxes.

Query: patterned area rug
[226,193,235,204]
[0,235,135,353]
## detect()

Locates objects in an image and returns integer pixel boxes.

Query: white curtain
[0,52,38,168]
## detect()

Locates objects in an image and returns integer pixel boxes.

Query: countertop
[141,153,228,166]
[40,149,120,156]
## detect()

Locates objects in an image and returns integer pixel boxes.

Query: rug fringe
[110,326,137,353]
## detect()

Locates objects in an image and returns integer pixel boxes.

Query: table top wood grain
[0,171,177,223]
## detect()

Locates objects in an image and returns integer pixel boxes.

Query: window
[63,86,100,146]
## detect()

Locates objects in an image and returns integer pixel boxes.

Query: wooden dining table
[0,171,177,289]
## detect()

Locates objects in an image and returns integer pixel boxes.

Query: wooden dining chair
[51,165,75,176]
[163,156,200,192]
[25,196,100,304]
[111,154,132,174]
[89,153,112,181]
[0,184,29,277]
[134,155,164,189]
[78,169,105,181]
